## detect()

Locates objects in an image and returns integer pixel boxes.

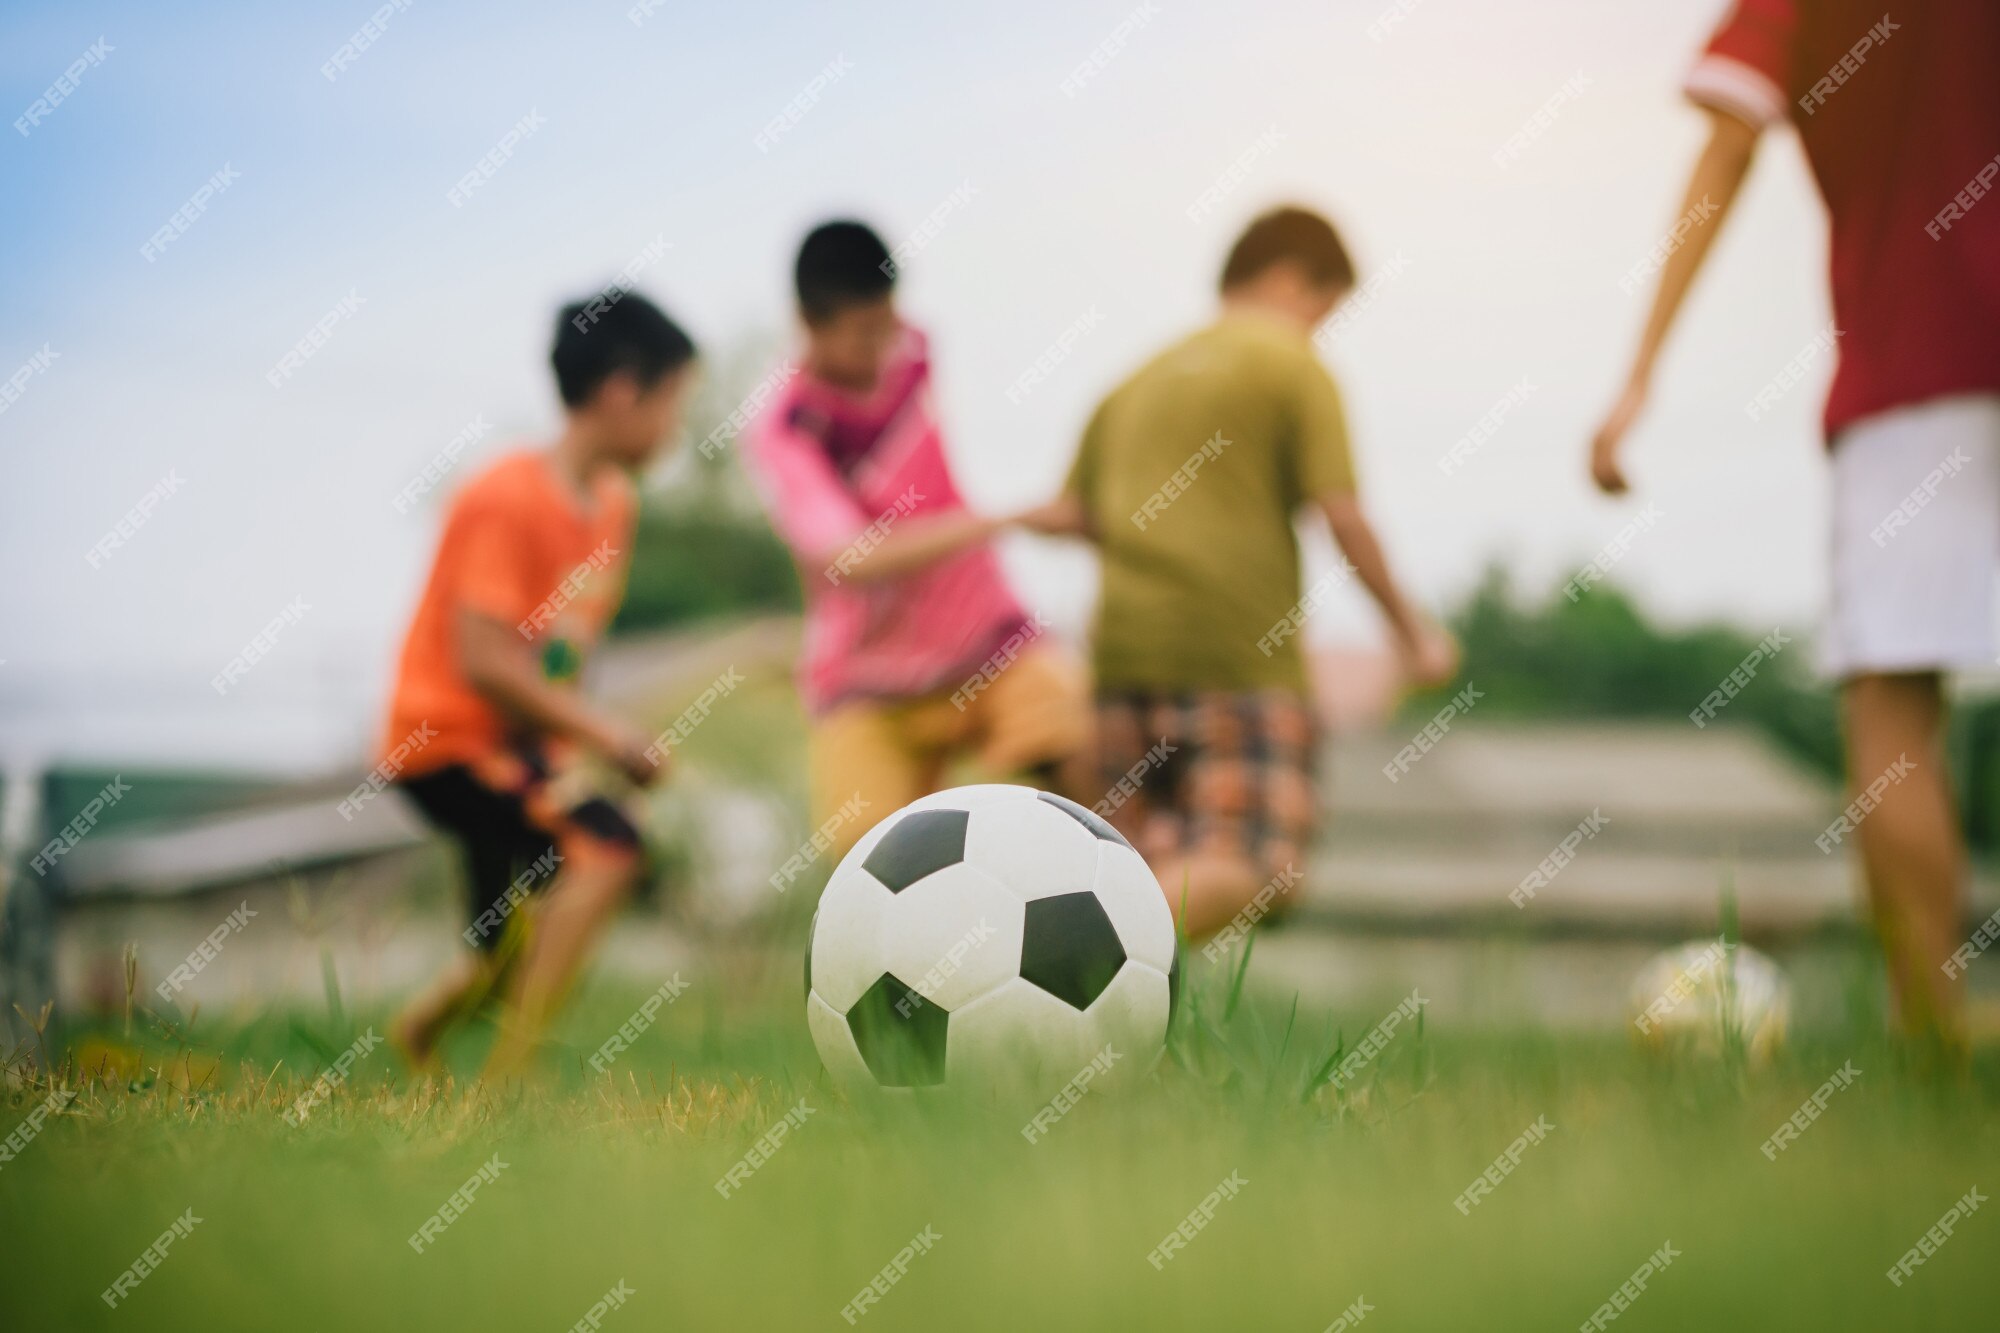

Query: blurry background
[3,0,1996,1038]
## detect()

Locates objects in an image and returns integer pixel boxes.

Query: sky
[0,0,1843,775]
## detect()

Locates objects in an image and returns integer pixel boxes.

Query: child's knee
[553,840,643,914]
[586,847,644,897]
[556,800,645,896]
[1257,844,1306,906]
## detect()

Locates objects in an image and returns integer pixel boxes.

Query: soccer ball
[805,785,1179,1096]
[1628,939,1790,1064]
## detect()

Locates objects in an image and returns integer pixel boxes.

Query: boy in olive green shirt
[1059,206,1456,938]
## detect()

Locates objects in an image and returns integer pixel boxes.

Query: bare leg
[1024,753,1097,807]
[393,955,488,1071]
[1107,799,1265,940]
[482,854,638,1081]
[1842,672,1966,1051]
[1145,849,1271,941]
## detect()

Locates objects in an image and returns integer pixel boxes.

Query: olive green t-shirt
[1064,313,1356,693]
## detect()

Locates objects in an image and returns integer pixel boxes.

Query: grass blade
[1222,930,1256,1022]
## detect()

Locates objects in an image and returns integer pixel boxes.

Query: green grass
[5,943,1999,1333]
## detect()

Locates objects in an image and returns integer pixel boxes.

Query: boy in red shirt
[1591,0,2000,1050]
[384,292,696,1078]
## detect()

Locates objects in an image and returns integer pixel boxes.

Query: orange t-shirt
[380,449,636,776]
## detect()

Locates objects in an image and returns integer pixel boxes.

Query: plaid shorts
[1091,688,1317,883]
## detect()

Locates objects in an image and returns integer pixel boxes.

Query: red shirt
[1685,0,2000,440]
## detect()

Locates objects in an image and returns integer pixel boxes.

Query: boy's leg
[392,951,508,1071]
[1090,690,1312,940]
[1842,672,1965,1046]
[809,699,938,863]
[1825,394,1999,1048]
[1092,691,1248,933]
[1092,692,1165,847]
[391,766,547,1070]
[483,800,643,1081]
[1151,851,1266,940]
[484,840,640,1080]
[968,642,1094,800]
[1156,692,1315,940]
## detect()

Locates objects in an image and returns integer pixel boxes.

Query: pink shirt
[1686,0,2000,441]
[745,327,1029,713]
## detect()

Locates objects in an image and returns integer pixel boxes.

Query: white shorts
[1827,393,2000,679]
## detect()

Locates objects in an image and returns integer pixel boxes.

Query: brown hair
[1219,206,1354,293]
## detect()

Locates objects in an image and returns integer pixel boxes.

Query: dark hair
[794,220,895,324]
[1219,206,1355,293]
[551,290,696,408]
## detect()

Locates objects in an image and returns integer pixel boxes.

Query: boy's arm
[1293,354,1457,686]
[1590,108,1760,494]
[836,494,1089,579]
[832,499,1089,581]
[456,609,662,785]
[748,415,1052,586]
[822,509,1013,585]
[1018,493,1090,539]
[1317,492,1458,687]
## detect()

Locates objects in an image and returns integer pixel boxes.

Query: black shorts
[399,748,640,952]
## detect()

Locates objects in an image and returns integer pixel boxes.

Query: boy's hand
[619,745,670,789]
[1589,378,1646,495]
[1014,495,1088,537]
[1319,493,1456,687]
[588,719,667,788]
[1397,619,1460,690]
[612,728,669,788]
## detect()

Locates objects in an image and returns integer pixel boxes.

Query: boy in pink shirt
[746,220,1086,857]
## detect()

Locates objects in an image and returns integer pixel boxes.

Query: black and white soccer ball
[805,784,1179,1095]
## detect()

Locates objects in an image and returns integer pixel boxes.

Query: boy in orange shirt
[383,291,696,1079]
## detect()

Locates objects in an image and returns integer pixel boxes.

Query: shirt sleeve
[1063,396,1109,511]
[744,411,872,560]
[1294,356,1357,501]
[1684,0,1798,129]
[452,489,544,626]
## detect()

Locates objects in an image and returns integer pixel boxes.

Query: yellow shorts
[809,643,1091,858]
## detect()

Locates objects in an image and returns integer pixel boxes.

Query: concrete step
[1298,720,1995,939]
[1325,720,1835,830]
[1297,847,1855,937]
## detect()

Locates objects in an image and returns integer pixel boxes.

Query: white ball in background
[1628,939,1791,1065]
